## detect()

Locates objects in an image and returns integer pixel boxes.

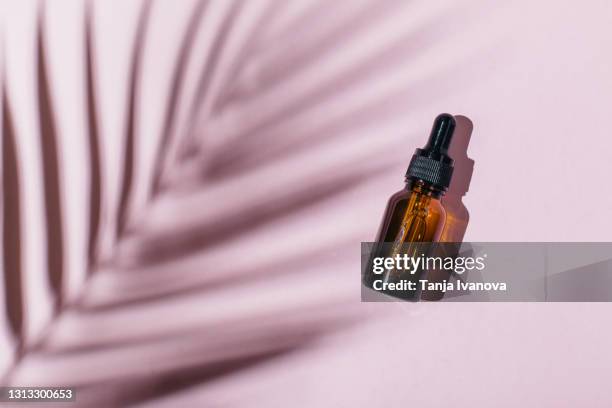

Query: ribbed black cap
[405,113,455,192]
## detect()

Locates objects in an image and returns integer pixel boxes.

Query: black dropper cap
[405,113,455,192]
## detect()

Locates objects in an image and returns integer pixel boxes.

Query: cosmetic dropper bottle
[378,113,455,244]
[363,113,456,299]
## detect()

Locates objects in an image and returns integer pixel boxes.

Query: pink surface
[2,0,612,406]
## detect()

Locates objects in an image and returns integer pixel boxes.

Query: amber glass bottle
[363,113,456,299]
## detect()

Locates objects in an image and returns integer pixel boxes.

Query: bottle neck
[405,179,444,199]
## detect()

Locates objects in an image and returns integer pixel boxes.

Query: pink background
[2,0,612,406]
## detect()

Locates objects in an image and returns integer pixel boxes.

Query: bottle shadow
[441,115,474,243]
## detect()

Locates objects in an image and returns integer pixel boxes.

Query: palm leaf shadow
[84,1,103,271]
[0,0,489,405]
[2,88,24,353]
[37,11,64,311]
